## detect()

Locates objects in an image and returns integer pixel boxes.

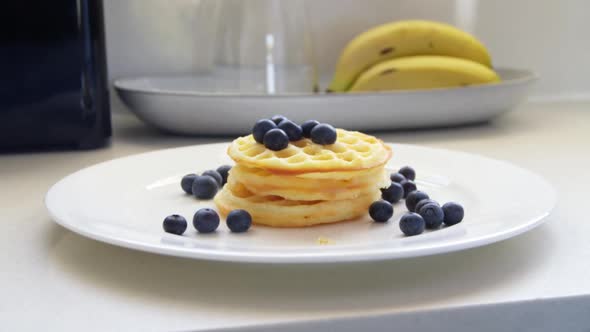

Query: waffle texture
[215,181,382,227]
[216,128,392,227]
[228,164,389,201]
[227,129,391,174]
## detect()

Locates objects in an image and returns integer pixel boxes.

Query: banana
[328,20,493,92]
[348,55,500,92]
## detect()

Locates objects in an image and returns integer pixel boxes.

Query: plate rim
[113,67,538,99]
[45,143,556,264]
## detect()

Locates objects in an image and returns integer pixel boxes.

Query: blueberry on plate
[442,202,464,226]
[399,212,425,236]
[400,180,417,198]
[369,200,393,222]
[398,166,416,181]
[180,174,197,194]
[263,128,290,151]
[192,175,219,199]
[216,165,232,185]
[390,172,406,183]
[193,208,220,233]
[271,115,288,125]
[381,182,404,203]
[301,120,320,138]
[163,214,187,235]
[226,209,252,233]
[414,199,439,215]
[405,190,429,212]
[418,203,444,229]
[278,120,303,141]
[202,170,223,186]
[310,123,337,145]
[252,119,277,144]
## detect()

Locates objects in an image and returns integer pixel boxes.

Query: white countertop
[2,102,590,331]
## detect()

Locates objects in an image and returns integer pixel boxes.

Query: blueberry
[399,213,425,236]
[405,190,430,212]
[271,115,288,125]
[180,174,197,194]
[401,180,417,198]
[415,199,439,215]
[193,208,220,233]
[226,209,252,233]
[369,200,393,222]
[310,123,337,145]
[191,175,219,199]
[263,128,290,151]
[381,182,404,203]
[442,202,464,226]
[390,172,406,183]
[301,120,320,138]
[252,119,277,144]
[418,203,444,229]
[202,170,223,186]
[216,165,232,185]
[163,214,187,235]
[398,166,416,181]
[278,120,303,141]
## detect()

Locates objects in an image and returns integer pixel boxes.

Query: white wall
[474,0,590,101]
[104,0,590,102]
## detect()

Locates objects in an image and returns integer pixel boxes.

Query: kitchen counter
[2,101,590,331]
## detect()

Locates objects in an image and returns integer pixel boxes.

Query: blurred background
[2,0,587,148]
[105,0,590,111]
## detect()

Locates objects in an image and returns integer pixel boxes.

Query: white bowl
[114,68,537,135]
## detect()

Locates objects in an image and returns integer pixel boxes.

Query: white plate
[114,68,536,135]
[45,143,555,264]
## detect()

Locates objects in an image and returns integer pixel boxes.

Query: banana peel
[349,55,500,92]
[329,20,498,92]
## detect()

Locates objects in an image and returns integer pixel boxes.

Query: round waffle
[214,181,381,227]
[227,129,392,174]
[229,164,390,201]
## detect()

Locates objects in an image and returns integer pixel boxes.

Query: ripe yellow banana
[348,55,500,92]
[329,20,493,92]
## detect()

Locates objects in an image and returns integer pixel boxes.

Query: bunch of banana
[328,20,500,92]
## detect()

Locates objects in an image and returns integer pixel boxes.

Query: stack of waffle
[215,129,392,227]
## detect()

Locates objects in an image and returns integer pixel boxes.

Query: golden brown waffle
[216,127,393,227]
[214,181,381,227]
[227,129,392,174]
[229,164,390,201]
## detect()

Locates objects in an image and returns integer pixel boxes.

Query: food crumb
[317,236,333,245]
